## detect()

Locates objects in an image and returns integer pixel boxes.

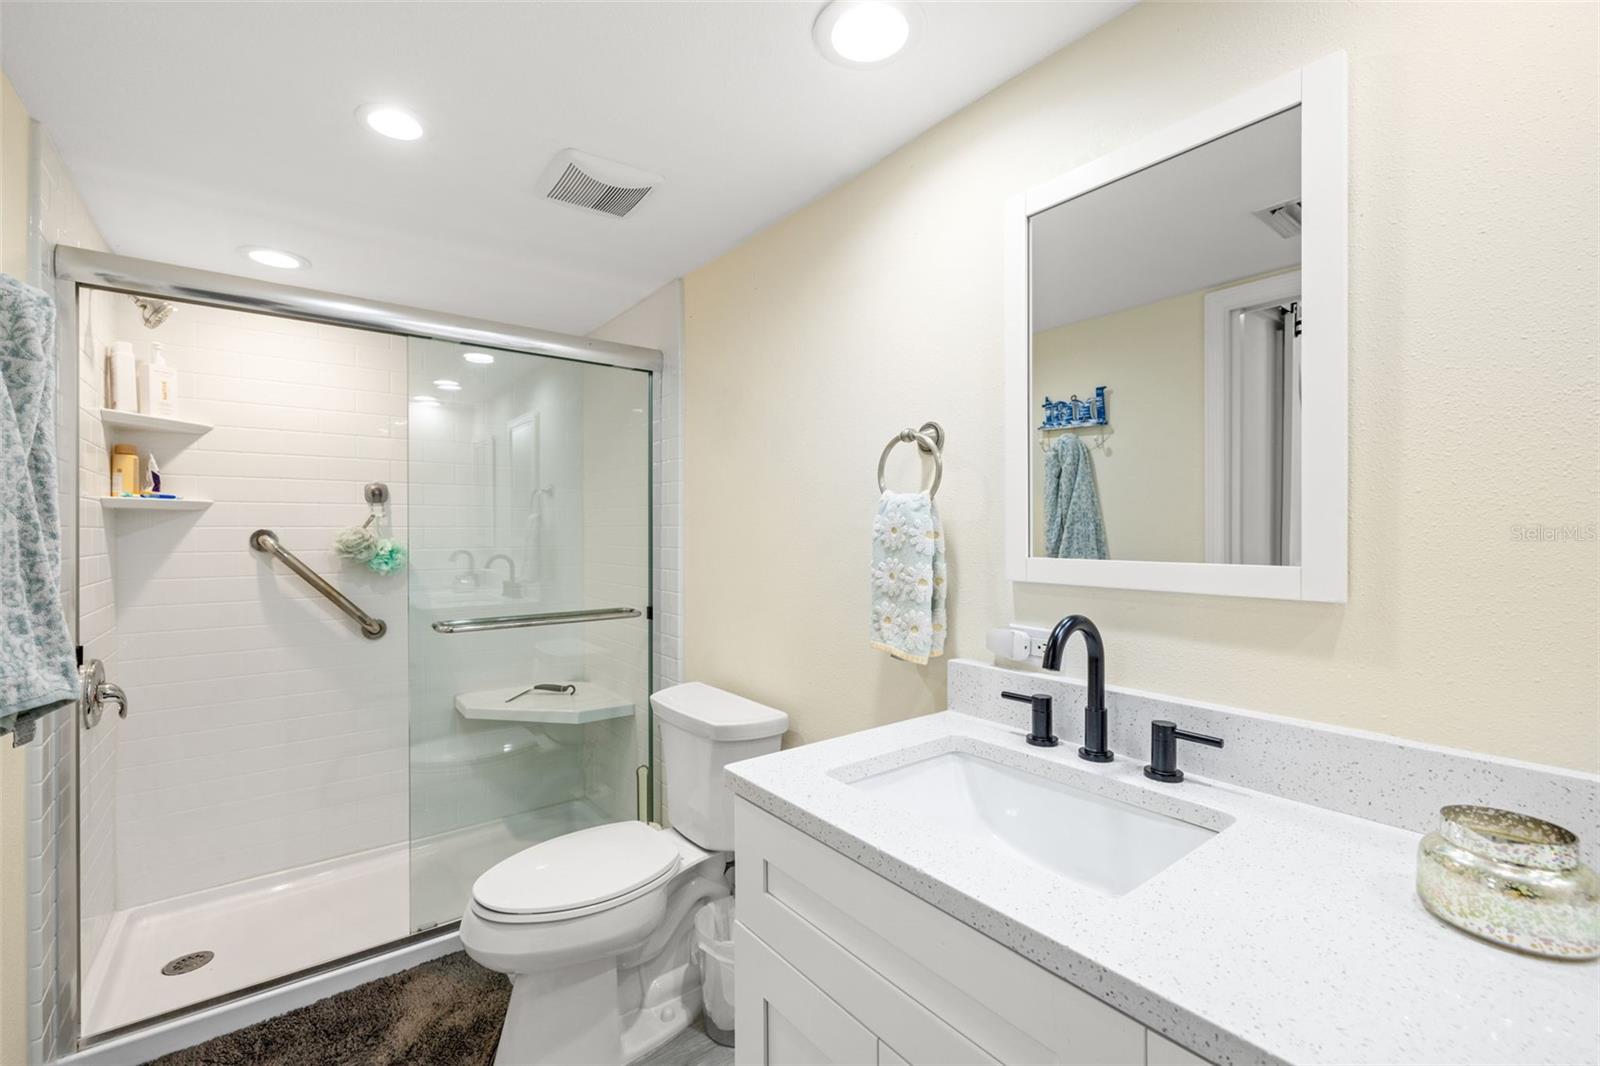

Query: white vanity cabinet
[733,799,1214,1066]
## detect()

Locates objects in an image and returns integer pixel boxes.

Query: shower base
[80,798,609,1040]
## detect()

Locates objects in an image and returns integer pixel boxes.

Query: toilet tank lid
[651,682,788,742]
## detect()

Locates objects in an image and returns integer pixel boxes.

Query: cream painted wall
[1030,290,1205,562]
[1,69,33,1066]
[684,2,1599,770]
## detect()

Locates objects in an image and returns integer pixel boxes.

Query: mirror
[1006,56,1346,601]
[1030,107,1301,566]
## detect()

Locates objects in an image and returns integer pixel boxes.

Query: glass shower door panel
[406,339,652,930]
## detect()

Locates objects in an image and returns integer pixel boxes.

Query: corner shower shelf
[99,409,213,437]
[454,684,634,726]
[100,497,213,513]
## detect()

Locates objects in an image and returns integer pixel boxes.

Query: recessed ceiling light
[462,351,496,365]
[814,1,918,67]
[411,395,439,407]
[433,379,461,391]
[241,246,309,270]
[358,104,425,141]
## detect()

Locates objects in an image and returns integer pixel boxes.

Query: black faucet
[1040,615,1113,763]
[1143,721,1224,783]
[1001,691,1057,747]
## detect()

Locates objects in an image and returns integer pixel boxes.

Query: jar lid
[1439,805,1579,872]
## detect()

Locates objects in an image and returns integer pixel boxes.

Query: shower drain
[161,951,214,976]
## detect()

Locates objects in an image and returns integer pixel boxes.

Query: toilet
[460,682,788,1065]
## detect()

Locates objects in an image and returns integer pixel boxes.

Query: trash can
[694,896,737,1046]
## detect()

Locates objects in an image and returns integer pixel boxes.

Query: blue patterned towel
[869,492,946,664]
[0,274,75,732]
[1043,436,1108,560]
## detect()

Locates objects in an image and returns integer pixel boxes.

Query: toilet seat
[470,821,682,925]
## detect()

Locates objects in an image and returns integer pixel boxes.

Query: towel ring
[877,421,945,497]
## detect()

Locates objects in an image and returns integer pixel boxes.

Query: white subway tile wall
[105,300,411,907]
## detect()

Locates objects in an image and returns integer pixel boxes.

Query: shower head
[131,295,174,329]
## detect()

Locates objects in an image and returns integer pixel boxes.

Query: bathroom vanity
[732,797,1199,1066]
[728,661,1599,1066]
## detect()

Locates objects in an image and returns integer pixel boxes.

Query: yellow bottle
[110,445,140,496]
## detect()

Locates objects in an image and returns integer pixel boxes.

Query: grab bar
[432,607,642,634]
[249,529,387,639]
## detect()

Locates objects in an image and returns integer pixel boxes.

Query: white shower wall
[104,301,411,907]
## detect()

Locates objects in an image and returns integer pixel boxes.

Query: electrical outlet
[987,624,1054,663]
[1009,625,1052,663]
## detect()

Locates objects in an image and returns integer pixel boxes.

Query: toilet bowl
[460,683,788,1066]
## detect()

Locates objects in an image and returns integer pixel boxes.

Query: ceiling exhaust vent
[539,149,662,219]
[1253,198,1302,239]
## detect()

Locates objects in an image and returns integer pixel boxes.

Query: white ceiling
[3,0,1132,335]
[1031,105,1301,331]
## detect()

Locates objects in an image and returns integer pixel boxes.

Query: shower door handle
[79,659,127,730]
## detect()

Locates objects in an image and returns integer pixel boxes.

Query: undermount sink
[848,751,1219,896]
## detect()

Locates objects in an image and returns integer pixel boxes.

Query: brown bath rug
[147,951,510,1066]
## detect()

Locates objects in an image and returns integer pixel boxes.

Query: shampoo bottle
[138,343,179,417]
[109,342,137,411]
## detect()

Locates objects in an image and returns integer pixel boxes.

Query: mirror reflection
[1029,106,1302,565]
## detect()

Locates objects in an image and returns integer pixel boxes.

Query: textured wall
[684,2,1599,770]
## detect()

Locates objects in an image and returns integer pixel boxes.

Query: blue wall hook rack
[1039,386,1108,430]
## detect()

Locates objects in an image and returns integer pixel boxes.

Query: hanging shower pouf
[334,487,407,575]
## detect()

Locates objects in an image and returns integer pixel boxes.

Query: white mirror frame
[1004,52,1348,602]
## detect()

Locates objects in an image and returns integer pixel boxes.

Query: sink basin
[848,751,1218,895]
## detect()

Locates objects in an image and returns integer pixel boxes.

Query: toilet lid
[471,821,681,917]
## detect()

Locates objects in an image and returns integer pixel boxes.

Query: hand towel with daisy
[869,491,947,664]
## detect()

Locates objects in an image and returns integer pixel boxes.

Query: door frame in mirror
[1004,52,1347,602]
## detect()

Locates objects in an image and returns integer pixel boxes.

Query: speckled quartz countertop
[727,710,1600,1066]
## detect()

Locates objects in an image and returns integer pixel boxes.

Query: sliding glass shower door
[404,338,653,930]
[61,253,661,1049]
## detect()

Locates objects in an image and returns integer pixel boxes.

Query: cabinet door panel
[736,922,877,1066]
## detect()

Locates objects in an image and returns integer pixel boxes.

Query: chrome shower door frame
[51,247,662,1056]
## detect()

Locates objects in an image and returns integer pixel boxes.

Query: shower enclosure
[51,249,658,1050]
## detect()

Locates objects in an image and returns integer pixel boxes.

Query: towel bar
[432,607,642,634]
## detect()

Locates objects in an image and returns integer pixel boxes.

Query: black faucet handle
[1143,720,1224,783]
[1001,691,1058,748]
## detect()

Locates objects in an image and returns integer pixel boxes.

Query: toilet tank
[651,682,788,851]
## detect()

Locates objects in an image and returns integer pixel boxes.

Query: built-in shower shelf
[455,684,634,726]
[99,409,213,436]
[100,496,213,513]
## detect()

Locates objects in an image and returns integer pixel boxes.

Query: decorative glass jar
[1417,805,1599,959]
